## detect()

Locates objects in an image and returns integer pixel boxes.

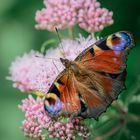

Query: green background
[0,0,140,140]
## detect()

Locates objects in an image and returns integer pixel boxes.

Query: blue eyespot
[44,97,63,115]
[119,32,131,47]
[107,32,132,51]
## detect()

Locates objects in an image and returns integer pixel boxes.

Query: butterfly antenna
[35,55,60,62]
[52,60,60,73]
[55,27,66,58]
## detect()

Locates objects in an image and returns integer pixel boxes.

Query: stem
[112,102,140,122]
[112,102,127,114]
[104,112,140,123]
[94,120,125,140]
[126,113,140,123]
[69,27,74,39]
[41,39,56,54]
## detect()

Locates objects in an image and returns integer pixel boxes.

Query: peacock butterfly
[44,31,134,119]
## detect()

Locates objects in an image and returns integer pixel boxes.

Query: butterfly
[44,31,134,119]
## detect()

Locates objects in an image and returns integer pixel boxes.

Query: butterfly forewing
[76,31,134,74]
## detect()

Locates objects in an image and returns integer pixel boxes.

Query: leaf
[41,39,57,54]
[124,76,140,105]
[95,31,102,38]
[93,119,119,135]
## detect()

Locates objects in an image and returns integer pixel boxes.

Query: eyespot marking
[44,93,64,115]
[107,32,133,50]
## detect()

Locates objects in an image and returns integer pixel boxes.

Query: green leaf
[41,39,57,54]
[124,76,140,105]
[62,117,69,123]
[95,31,103,38]
[93,119,119,135]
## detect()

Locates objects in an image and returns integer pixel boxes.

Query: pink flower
[7,51,62,93]
[35,0,113,32]
[77,1,113,32]
[19,95,90,139]
[22,120,45,140]
[46,34,96,60]
[35,0,81,31]
[19,95,47,139]
[8,35,96,93]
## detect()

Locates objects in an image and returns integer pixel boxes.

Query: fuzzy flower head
[35,0,81,31]
[19,95,47,139]
[7,51,60,93]
[35,0,113,32]
[77,1,113,32]
[8,35,96,93]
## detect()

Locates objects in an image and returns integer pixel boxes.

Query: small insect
[44,31,134,119]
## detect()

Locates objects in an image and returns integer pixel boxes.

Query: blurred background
[0,0,140,140]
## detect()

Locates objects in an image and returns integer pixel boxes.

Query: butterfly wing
[73,31,134,118]
[44,71,81,117]
[76,31,134,74]
[74,69,126,119]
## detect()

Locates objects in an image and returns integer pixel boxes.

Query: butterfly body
[44,31,134,119]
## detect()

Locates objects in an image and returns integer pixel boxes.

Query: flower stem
[41,39,56,54]
[94,120,125,140]
[69,27,74,39]
[112,102,127,114]
[126,113,140,123]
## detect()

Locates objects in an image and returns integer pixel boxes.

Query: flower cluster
[35,0,113,32]
[22,120,45,140]
[19,95,90,139]
[77,1,113,32]
[7,51,60,93]
[8,35,96,93]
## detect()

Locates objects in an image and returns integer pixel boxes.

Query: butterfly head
[44,93,64,116]
[107,31,133,51]
[60,58,71,68]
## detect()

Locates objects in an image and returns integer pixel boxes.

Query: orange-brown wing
[81,50,125,74]
[73,31,134,119]
[71,68,126,119]
[76,31,134,74]
[44,71,81,117]
[74,77,108,119]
